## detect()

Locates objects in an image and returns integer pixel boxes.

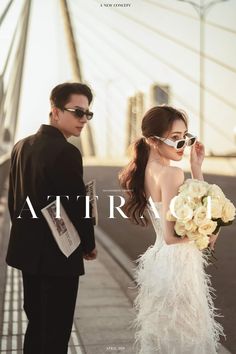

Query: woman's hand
[190,141,205,167]
[190,141,205,180]
[208,229,221,251]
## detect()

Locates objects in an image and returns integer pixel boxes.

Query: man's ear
[51,107,60,121]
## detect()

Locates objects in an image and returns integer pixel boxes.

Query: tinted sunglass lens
[87,112,93,120]
[188,137,196,146]
[75,109,85,118]
[176,140,185,149]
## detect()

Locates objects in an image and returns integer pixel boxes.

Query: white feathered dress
[133,202,225,354]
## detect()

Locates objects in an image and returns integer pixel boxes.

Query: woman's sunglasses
[154,133,197,150]
[63,107,93,120]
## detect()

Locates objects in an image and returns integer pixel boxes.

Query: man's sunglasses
[63,107,93,120]
[154,133,197,150]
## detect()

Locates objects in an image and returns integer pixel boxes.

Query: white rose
[176,194,198,210]
[178,183,189,195]
[178,179,196,195]
[221,199,236,222]
[188,181,208,199]
[182,196,199,211]
[198,220,218,235]
[186,229,201,241]
[210,199,223,219]
[183,178,199,186]
[169,196,192,219]
[173,195,187,209]
[184,220,198,232]
[175,204,193,222]
[203,196,225,219]
[174,221,186,237]
[179,178,208,190]
[193,206,208,226]
[184,178,193,184]
[195,236,210,250]
[207,184,225,200]
[189,197,201,210]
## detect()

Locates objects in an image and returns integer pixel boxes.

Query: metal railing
[0,154,10,198]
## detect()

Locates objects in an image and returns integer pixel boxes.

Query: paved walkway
[0,195,136,354]
[0,195,232,354]
[0,242,136,354]
[0,231,231,354]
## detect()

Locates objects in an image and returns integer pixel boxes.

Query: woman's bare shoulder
[159,166,185,183]
[146,162,184,178]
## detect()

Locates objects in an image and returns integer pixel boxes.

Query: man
[6,82,97,354]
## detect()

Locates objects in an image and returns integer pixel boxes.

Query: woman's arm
[190,141,221,247]
[190,141,205,181]
[191,165,204,181]
[159,166,190,245]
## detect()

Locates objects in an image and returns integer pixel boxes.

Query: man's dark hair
[50,82,93,115]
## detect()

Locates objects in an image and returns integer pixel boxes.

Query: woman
[119,106,224,353]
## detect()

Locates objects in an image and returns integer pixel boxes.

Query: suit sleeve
[8,148,16,222]
[52,144,95,254]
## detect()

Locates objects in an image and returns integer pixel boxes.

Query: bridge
[0,1,235,353]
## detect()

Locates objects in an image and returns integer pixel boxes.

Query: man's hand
[83,248,97,260]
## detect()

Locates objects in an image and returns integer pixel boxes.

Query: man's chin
[73,131,81,137]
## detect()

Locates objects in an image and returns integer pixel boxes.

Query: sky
[1,0,236,156]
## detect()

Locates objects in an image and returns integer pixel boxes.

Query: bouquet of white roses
[166,179,236,250]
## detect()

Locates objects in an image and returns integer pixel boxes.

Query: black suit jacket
[6,124,95,276]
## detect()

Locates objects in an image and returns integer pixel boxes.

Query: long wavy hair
[119,105,188,226]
